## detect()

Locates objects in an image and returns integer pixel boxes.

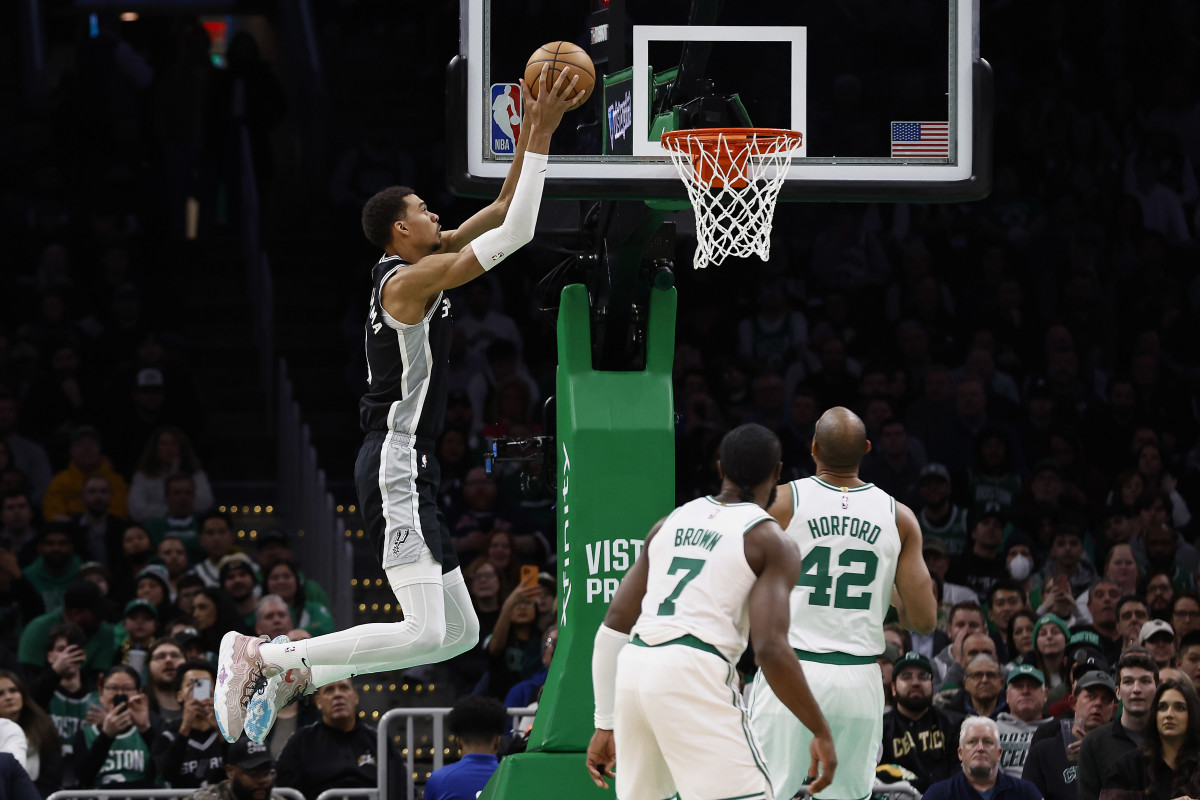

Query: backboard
[447,0,991,202]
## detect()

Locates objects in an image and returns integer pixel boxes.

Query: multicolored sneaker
[214,632,278,743]
[244,635,313,744]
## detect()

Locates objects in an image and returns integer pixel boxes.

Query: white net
[662,129,802,269]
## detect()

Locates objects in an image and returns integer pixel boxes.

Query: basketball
[524,41,595,111]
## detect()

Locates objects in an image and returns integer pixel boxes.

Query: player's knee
[405,621,445,654]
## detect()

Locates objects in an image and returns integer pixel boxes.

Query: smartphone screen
[193,677,212,701]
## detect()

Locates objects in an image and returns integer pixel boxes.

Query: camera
[486,435,555,498]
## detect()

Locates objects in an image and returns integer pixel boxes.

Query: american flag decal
[891,121,949,158]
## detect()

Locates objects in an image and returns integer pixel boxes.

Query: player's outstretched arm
[745,521,837,794]
[892,502,938,635]
[586,519,662,789]
[442,63,585,253]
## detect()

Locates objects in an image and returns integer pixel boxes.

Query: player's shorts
[749,655,882,800]
[615,636,774,800]
[355,430,459,575]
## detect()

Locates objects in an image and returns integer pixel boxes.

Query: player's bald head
[812,407,868,472]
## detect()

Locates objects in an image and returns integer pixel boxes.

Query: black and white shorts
[355,430,460,575]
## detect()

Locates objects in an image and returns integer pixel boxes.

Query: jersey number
[796,546,878,609]
[656,557,706,616]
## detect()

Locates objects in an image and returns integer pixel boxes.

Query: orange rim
[661,128,802,188]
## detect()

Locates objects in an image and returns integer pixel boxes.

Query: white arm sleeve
[470,152,548,270]
[592,623,629,730]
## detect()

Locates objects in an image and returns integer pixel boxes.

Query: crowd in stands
[4,0,1200,796]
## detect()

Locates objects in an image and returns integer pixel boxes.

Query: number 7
[657,557,706,616]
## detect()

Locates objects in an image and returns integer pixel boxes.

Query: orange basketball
[524,41,595,111]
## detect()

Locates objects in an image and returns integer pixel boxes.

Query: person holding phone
[153,659,226,788]
[72,664,159,789]
[480,582,542,700]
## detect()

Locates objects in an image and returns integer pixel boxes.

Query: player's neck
[814,467,863,486]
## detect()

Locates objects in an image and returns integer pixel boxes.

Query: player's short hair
[718,424,781,502]
[362,186,416,249]
[447,694,507,746]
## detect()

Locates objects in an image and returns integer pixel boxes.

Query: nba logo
[490,84,522,155]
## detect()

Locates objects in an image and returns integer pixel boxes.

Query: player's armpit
[380,250,485,324]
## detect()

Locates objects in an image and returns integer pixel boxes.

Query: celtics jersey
[631,496,771,663]
[83,723,155,786]
[785,477,902,657]
[50,688,97,757]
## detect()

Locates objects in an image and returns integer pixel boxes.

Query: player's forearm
[897,582,938,635]
[757,644,832,739]
[592,624,628,729]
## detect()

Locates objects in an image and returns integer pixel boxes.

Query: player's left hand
[806,733,838,794]
[585,728,617,789]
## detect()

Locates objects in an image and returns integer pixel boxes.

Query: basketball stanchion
[660,127,803,269]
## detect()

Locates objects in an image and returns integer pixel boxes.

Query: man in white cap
[1139,618,1176,670]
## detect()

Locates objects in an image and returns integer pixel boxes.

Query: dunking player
[749,406,937,800]
[213,64,586,745]
[586,424,837,800]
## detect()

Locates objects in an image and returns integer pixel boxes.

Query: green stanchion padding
[478,283,676,798]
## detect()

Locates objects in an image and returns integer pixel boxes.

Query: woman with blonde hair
[127,426,214,522]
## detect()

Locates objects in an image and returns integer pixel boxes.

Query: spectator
[0,539,44,667]
[113,599,159,676]
[1144,569,1175,620]
[1140,619,1178,672]
[157,535,190,595]
[987,581,1028,661]
[275,678,401,800]
[881,651,965,793]
[41,426,129,522]
[1026,614,1070,703]
[465,529,523,601]
[946,506,1009,602]
[917,463,970,558]
[192,511,236,587]
[1103,678,1200,800]
[922,715,1041,800]
[143,638,184,725]
[424,694,507,800]
[924,538,978,631]
[111,523,155,603]
[1171,592,1200,642]
[143,474,203,558]
[1115,595,1152,652]
[1086,578,1125,665]
[1077,650,1160,800]
[71,475,127,571]
[504,626,557,717]
[933,602,988,685]
[72,664,159,789]
[0,489,40,567]
[1035,525,1098,600]
[941,632,1000,695]
[193,736,291,800]
[534,572,556,633]
[152,658,225,788]
[28,623,95,787]
[482,584,542,700]
[262,561,334,637]
[944,653,1006,719]
[23,524,81,613]
[18,581,116,677]
[134,564,174,628]
[173,573,205,621]
[1021,670,1117,800]
[252,528,330,608]
[191,586,246,657]
[0,751,40,800]
[1004,610,1037,668]
[127,426,214,524]
[1076,544,1141,623]
[219,554,260,628]
[0,668,62,797]
[445,560,504,696]
[1177,631,1200,687]
[996,664,1053,777]
[254,595,297,641]
[0,392,52,506]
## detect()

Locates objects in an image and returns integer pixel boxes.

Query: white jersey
[631,496,771,663]
[784,477,901,657]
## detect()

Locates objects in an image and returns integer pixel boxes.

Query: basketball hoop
[661,127,803,269]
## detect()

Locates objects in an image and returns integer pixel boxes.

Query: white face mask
[1008,554,1033,581]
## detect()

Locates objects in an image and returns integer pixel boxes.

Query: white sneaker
[244,634,313,744]
[215,632,278,743]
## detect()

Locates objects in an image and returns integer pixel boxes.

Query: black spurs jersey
[359,255,453,439]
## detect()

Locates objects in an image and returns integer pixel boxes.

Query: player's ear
[715,459,725,482]
[773,461,783,483]
[864,439,873,455]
